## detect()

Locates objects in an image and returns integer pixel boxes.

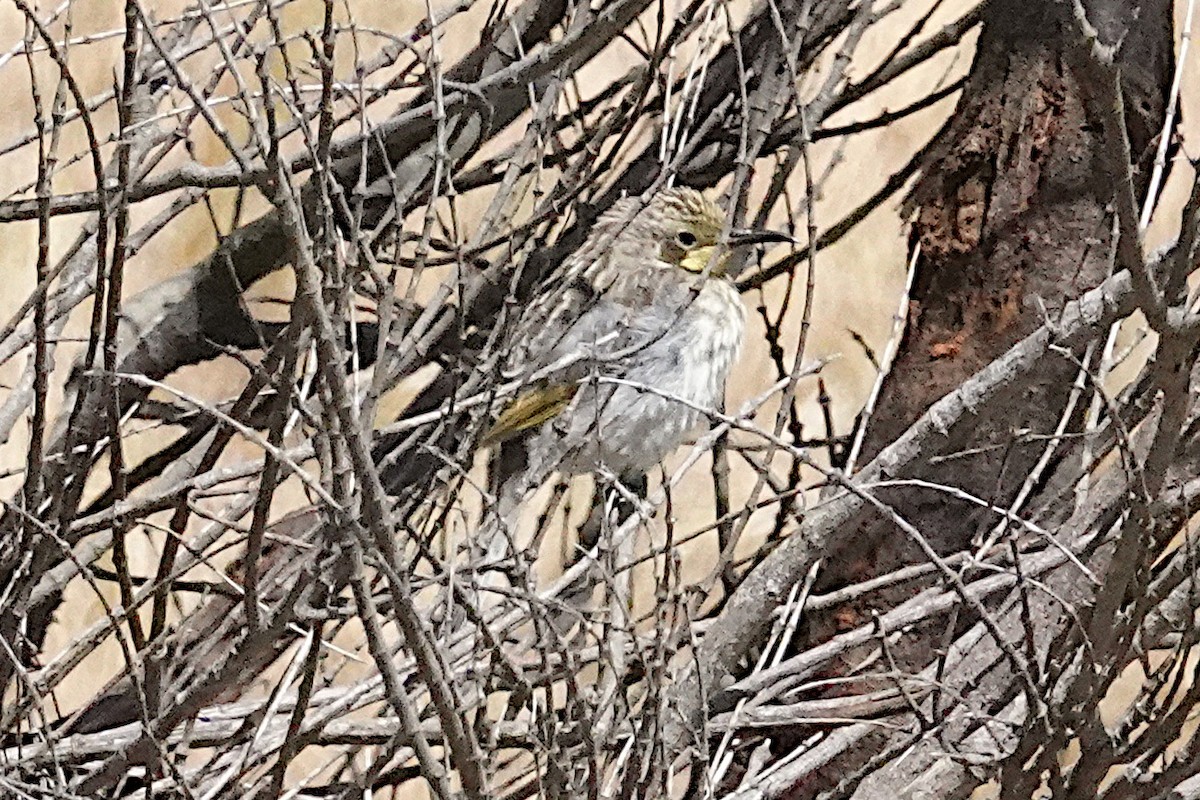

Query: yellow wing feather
[482,383,578,446]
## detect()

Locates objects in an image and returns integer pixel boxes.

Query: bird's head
[611,187,793,277]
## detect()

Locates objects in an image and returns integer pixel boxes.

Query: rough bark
[779,0,1177,794]
[819,0,1174,613]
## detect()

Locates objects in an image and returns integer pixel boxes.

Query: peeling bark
[827,0,1174,591]
[786,2,1176,793]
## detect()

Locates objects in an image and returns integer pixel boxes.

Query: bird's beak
[727,228,795,247]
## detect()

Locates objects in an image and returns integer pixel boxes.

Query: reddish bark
[787,0,1176,771]
[834,0,1173,579]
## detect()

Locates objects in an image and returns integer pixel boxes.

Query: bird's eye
[677,230,698,247]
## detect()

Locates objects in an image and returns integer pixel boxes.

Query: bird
[482,187,792,527]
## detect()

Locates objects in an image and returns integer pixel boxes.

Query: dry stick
[5,0,459,205]
[842,240,919,475]
[820,462,1137,796]
[347,552,455,800]
[1064,12,1200,751]
[591,497,637,745]
[3,2,317,204]
[6,3,239,217]
[0,0,68,72]
[826,2,981,118]
[241,336,307,634]
[270,135,491,797]
[1070,2,1164,329]
[1124,612,1200,785]
[39,441,312,574]
[105,0,144,657]
[711,0,867,603]
[594,374,1054,735]
[752,0,820,534]
[916,491,1171,796]
[20,17,60,540]
[1,713,540,770]
[973,337,1101,558]
[749,4,981,160]
[198,626,317,799]
[1083,0,1193,493]
[26,448,1182,794]
[187,0,271,167]
[0,505,193,788]
[15,76,388,743]
[706,559,821,795]
[706,0,799,598]
[1140,0,1193,232]
[660,266,1137,756]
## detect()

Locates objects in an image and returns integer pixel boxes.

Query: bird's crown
[598,187,730,276]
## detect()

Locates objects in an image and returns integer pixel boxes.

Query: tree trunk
[821,0,1174,607]
[794,1,1176,793]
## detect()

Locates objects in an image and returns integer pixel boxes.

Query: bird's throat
[679,245,727,276]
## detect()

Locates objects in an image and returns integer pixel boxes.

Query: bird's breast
[542,278,745,477]
[657,279,745,409]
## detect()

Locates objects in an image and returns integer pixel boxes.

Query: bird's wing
[481,382,578,445]
[503,197,652,372]
[511,259,688,367]
[487,265,691,444]
[484,296,629,444]
[506,270,605,372]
